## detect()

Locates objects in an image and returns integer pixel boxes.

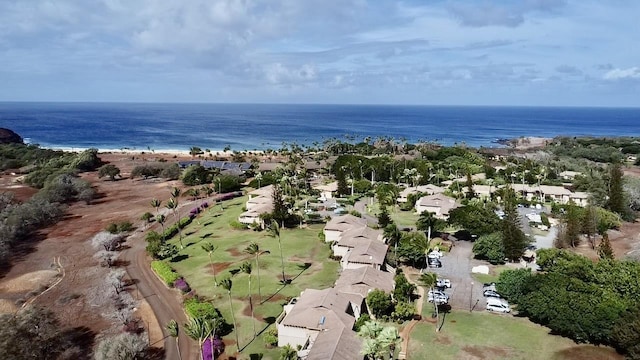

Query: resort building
[334,266,395,300]
[415,194,460,219]
[341,240,389,270]
[397,184,444,203]
[313,181,338,200]
[331,226,384,258]
[277,288,362,358]
[323,214,368,243]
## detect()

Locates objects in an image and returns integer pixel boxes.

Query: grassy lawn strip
[150,260,179,286]
[407,310,621,360]
[166,195,341,359]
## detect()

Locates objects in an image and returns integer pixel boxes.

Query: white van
[486,298,510,313]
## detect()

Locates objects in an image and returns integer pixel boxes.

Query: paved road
[424,240,487,312]
[124,221,197,360]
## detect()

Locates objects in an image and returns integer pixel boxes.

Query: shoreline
[32,136,557,155]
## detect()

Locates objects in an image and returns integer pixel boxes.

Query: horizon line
[0,100,638,109]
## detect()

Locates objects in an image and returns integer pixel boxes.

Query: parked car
[429,295,449,304]
[427,258,442,268]
[483,289,502,298]
[483,283,497,292]
[486,298,511,313]
[437,278,451,288]
[428,289,447,297]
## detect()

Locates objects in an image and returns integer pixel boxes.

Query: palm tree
[267,220,287,284]
[220,277,240,352]
[383,224,402,266]
[244,242,268,301]
[157,214,166,241]
[418,272,439,332]
[151,198,162,218]
[378,326,401,359]
[166,197,184,249]
[201,242,218,286]
[171,186,182,199]
[166,319,182,360]
[184,317,213,360]
[239,261,256,338]
[279,344,297,360]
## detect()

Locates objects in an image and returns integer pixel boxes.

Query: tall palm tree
[239,261,256,338]
[171,186,182,199]
[267,220,286,284]
[166,319,182,360]
[418,272,439,332]
[383,224,402,266]
[166,197,184,249]
[244,242,267,301]
[157,214,166,241]
[184,317,213,360]
[201,242,218,286]
[220,277,240,352]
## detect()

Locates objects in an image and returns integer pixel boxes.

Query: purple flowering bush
[201,202,209,209]
[202,336,225,360]
[173,277,191,293]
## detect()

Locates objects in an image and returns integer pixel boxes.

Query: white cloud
[603,67,640,80]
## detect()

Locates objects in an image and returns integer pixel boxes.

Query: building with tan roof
[341,240,389,271]
[332,226,383,258]
[334,267,395,300]
[323,214,368,243]
[415,194,460,219]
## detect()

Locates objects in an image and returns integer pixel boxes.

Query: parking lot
[425,240,489,312]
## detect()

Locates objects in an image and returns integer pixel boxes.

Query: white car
[437,279,451,288]
[428,290,449,303]
[486,298,511,313]
[428,294,449,304]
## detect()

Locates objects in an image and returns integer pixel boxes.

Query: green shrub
[353,314,371,332]
[106,223,119,234]
[184,297,218,319]
[263,328,278,347]
[230,220,248,230]
[150,261,179,286]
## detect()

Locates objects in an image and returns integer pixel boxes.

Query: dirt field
[0,151,194,350]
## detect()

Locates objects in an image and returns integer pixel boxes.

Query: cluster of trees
[0,306,89,360]
[0,147,102,264]
[130,162,180,180]
[365,270,416,322]
[496,249,640,358]
[548,137,640,164]
[472,186,528,264]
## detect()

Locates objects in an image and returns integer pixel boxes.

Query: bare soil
[0,151,193,349]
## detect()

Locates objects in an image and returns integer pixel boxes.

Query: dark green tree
[393,273,416,303]
[607,163,626,216]
[495,268,533,304]
[447,204,501,236]
[501,186,527,261]
[416,211,446,238]
[366,289,393,318]
[598,232,615,260]
[472,232,505,264]
[465,170,475,199]
[377,206,392,228]
[98,164,121,180]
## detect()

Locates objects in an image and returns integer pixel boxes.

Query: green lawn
[408,310,621,360]
[165,195,340,359]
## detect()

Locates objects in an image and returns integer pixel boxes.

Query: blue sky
[1,0,638,106]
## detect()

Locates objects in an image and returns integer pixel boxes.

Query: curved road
[123,197,216,360]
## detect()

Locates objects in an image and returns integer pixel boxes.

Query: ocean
[0,102,638,152]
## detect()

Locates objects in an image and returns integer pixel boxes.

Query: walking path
[398,266,425,360]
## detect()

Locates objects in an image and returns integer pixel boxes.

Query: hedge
[184,297,218,319]
[151,260,180,286]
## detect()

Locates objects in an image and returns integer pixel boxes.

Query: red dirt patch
[226,247,245,257]
[461,345,511,359]
[208,262,233,274]
[434,334,452,345]
[554,345,623,360]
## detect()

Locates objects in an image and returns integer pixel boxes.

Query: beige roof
[399,184,444,198]
[324,214,368,232]
[246,196,272,205]
[442,173,486,185]
[248,184,274,197]
[344,240,388,266]
[240,203,273,217]
[416,194,460,215]
[281,288,357,331]
[306,326,362,360]
[571,191,589,199]
[335,267,395,298]
[314,181,338,192]
[512,184,572,196]
[337,227,383,247]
